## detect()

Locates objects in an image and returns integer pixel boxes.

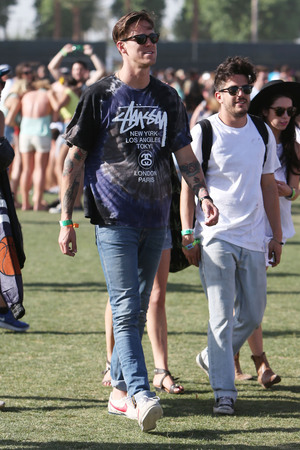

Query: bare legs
[247,325,264,355]
[20,151,34,210]
[102,299,114,386]
[235,265,281,388]
[103,248,184,394]
[148,249,183,393]
[147,249,170,372]
[20,150,49,210]
[9,135,22,207]
[32,151,49,210]
[235,326,281,388]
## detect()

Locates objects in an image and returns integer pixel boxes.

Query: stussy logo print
[112,101,167,147]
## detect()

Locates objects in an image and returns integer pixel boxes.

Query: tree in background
[34,0,98,39]
[111,0,166,33]
[173,0,300,42]
[0,0,17,39]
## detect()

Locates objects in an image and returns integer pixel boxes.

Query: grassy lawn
[0,200,299,449]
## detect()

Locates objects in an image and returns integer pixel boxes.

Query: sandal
[153,368,184,394]
[102,360,111,387]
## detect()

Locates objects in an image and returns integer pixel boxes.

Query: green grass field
[0,201,299,449]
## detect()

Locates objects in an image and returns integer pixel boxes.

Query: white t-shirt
[296,127,300,144]
[191,113,280,252]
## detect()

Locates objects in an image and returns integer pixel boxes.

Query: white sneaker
[196,349,209,376]
[108,393,137,420]
[136,395,163,432]
[49,203,61,214]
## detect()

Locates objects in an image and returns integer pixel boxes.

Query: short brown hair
[112,10,155,43]
[214,56,256,91]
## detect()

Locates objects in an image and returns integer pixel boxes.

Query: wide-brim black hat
[249,80,300,116]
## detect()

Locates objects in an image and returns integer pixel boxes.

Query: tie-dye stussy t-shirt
[64,75,191,228]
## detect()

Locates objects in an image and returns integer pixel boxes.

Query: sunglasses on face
[120,33,160,45]
[269,106,297,117]
[22,71,32,75]
[219,85,253,96]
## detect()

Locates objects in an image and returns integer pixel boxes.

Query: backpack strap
[250,114,269,166]
[198,119,213,175]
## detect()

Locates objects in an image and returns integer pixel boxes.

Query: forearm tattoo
[179,160,207,197]
[63,179,80,216]
[62,147,87,176]
[62,146,86,216]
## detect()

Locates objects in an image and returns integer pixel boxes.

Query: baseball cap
[0,64,12,78]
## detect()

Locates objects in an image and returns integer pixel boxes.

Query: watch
[199,195,213,207]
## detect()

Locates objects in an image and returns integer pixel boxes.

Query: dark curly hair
[214,56,256,91]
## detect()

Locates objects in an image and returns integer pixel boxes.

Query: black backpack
[169,115,269,273]
[199,115,269,175]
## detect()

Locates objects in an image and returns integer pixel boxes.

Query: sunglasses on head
[120,33,160,45]
[269,106,297,117]
[219,85,253,96]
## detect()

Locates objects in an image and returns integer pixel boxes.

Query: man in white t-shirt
[180,56,282,415]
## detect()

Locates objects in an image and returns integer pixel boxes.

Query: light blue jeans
[95,225,165,400]
[199,239,267,401]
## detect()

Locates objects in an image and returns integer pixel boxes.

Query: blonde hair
[9,79,29,97]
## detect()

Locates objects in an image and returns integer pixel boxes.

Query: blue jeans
[95,225,165,399]
[199,239,267,401]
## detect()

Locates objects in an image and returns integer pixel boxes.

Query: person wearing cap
[234,80,300,388]
[0,64,13,106]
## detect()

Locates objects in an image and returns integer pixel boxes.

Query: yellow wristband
[286,187,296,200]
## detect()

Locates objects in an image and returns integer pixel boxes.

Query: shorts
[163,228,172,250]
[19,134,51,154]
[4,125,14,145]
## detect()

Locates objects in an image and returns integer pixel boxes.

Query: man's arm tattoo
[63,178,80,216]
[179,161,207,197]
[62,146,86,215]
[63,147,87,176]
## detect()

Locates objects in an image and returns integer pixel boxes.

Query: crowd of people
[0,8,299,432]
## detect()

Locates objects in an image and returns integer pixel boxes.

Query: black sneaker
[213,396,234,415]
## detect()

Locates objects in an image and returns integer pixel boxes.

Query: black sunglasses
[120,33,160,45]
[269,106,297,117]
[22,71,32,75]
[219,85,253,96]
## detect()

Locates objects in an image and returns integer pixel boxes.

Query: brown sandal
[102,360,111,387]
[153,368,184,394]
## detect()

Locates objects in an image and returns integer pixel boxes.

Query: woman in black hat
[235,81,300,388]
